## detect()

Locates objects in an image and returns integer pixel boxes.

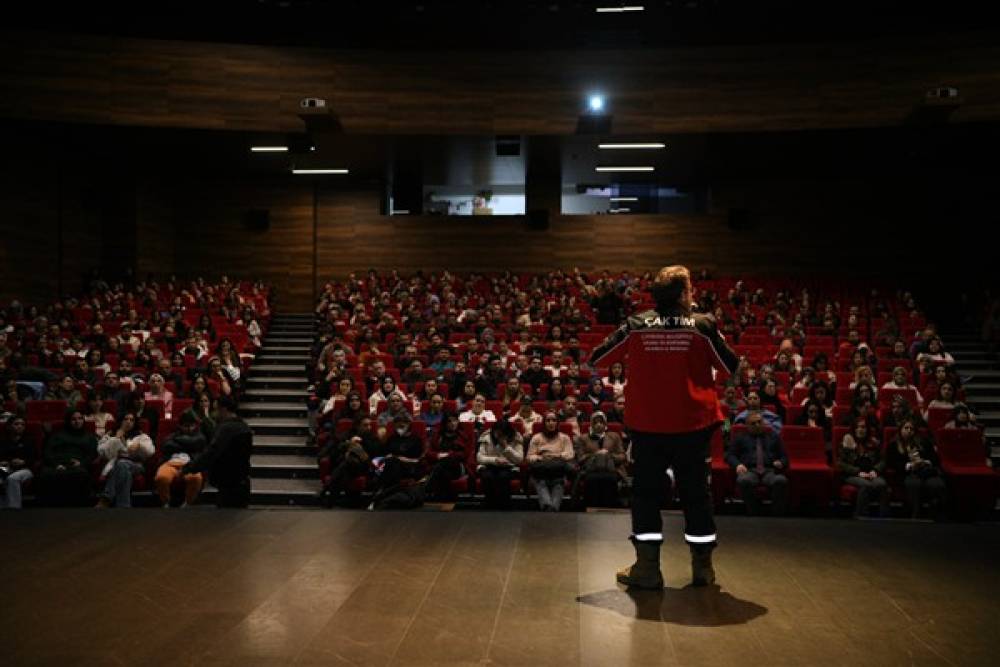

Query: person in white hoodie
[95,411,155,508]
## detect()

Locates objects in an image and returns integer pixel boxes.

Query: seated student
[368,376,404,416]
[573,411,626,508]
[46,374,83,406]
[526,412,576,512]
[758,379,787,423]
[459,394,496,425]
[320,376,355,419]
[883,394,923,429]
[410,378,441,411]
[802,381,835,419]
[601,361,627,397]
[424,412,472,501]
[37,410,98,506]
[726,411,789,516]
[476,420,525,509]
[917,337,955,367]
[582,376,611,410]
[520,356,550,394]
[376,393,412,432]
[881,365,924,408]
[144,373,175,419]
[792,366,815,391]
[734,390,783,433]
[0,416,35,509]
[796,398,833,461]
[318,415,383,508]
[836,419,889,518]
[369,414,425,510]
[510,400,543,434]
[154,410,206,508]
[557,394,585,438]
[923,381,958,420]
[543,377,570,404]
[95,411,155,509]
[500,375,528,413]
[605,394,627,425]
[809,352,837,389]
[454,379,478,411]
[885,417,946,520]
[83,394,116,438]
[418,393,447,429]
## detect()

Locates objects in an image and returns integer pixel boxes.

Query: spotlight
[588,95,605,112]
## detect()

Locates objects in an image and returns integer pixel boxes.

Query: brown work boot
[690,543,716,586]
[616,537,664,590]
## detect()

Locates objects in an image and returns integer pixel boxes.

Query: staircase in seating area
[240,313,319,505]
[941,327,1000,462]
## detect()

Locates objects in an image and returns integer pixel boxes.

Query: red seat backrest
[781,426,828,465]
[26,400,69,422]
[925,407,952,432]
[934,428,987,468]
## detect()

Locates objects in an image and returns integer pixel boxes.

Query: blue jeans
[102,460,144,508]
[1,468,34,509]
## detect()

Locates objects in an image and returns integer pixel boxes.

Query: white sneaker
[179,502,188,509]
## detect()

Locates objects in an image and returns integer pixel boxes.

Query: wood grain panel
[3,29,1000,135]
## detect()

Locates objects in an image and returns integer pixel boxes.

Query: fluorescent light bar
[609,208,631,213]
[609,196,638,202]
[595,166,654,172]
[391,210,410,215]
[251,146,289,152]
[291,168,349,174]
[598,142,665,149]
[596,6,644,12]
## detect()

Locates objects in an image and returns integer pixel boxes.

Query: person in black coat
[1,415,36,508]
[726,411,789,515]
[183,395,253,508]
[370,414,425,509]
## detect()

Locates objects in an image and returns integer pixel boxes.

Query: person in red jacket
[590,265,738,589]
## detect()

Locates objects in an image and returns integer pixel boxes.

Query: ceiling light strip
[598,143,665,149]
[596,6,645,12]
[251,146,289,152]
[595,166,654,172]
[609,197,639,201]
[292,168,349,174]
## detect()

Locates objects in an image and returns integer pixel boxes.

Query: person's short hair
[651,265,691,311]
[179,411,198,425]
[217,395,238,412]
[591,411,607,423]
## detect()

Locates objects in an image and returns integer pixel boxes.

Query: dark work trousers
[630,426,718,546]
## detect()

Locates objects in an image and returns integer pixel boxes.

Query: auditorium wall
[2,153,988,312]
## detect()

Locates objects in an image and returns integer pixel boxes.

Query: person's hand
[127,441,140,455]
[735,464,748,475]
[351,436,362,445]
[773,460,784,470]
[70,459,81,468]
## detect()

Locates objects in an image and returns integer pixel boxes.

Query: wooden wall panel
[168,178,315,310]
[3,30,1000,135]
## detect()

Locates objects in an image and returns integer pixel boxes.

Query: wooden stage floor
[3,509,998,666]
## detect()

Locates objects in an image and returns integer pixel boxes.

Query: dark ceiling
[7,0,993,51]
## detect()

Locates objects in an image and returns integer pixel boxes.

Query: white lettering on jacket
[643,315,695,328]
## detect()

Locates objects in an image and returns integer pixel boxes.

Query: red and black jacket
[589,310,739,434]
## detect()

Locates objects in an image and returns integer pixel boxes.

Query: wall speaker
[244,209,270,231]
[527,209,549,230]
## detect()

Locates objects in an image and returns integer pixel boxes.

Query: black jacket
[0,433,35,469]
[726,430,789,471]
[161,430,207,460]
[185,416,252,486]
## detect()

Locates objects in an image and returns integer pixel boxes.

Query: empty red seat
[935,428,997,515]
[781,426,833,510]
